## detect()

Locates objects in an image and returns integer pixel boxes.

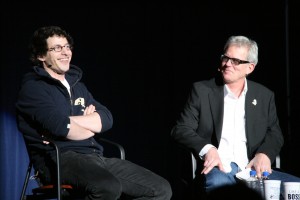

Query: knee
[204,172,236,193]
[88,177,122,200]
[154,178,172,200]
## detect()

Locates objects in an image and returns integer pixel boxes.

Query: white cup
[284,182,300,200]
[264,180,281,200]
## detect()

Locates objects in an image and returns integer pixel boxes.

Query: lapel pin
[252,99,257,106]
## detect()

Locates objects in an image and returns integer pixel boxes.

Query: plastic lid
[250,170,257,176]
[262,171,269,177]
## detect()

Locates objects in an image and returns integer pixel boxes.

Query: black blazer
[171,75,283,165]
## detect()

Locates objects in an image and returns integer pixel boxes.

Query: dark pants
[60,151,172,200]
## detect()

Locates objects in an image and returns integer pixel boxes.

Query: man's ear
[38,56,45,62]
[247,63,255,75]
[37,55,45,62]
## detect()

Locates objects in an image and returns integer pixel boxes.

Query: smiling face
[220,45,255,85]
[38,35,72,79]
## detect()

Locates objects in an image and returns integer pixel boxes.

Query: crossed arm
[67,104,102,140]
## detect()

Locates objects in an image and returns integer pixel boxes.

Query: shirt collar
[224,78,248,98]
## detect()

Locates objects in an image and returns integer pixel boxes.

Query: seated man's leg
[269,170,300,182]
[104,157,172,200]
[204,162,239,193]
[60,151,122,200]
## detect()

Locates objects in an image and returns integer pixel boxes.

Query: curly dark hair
[29,26,74,66]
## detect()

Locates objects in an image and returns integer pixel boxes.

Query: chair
[20,137,126,200]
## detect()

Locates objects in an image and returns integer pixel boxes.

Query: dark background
[1,1,299,199]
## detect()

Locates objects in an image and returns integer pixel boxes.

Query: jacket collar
[209,76,224,142]
[32,64,82,86]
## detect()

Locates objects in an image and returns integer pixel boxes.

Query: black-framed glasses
[220,54,250,66]
[48,44,73,52]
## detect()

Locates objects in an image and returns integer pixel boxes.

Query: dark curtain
[0,111,38,199]
[1,2,299,200]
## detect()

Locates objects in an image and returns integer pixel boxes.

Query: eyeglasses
[48,44,73,52]
[220,54,250,66]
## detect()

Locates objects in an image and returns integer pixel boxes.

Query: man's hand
[201,147,225,174]
[43,140,50,144]
[83,104,96,115]
[69,104,102,134]
[246,153,272,179]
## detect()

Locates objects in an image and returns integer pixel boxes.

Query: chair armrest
[191,153,197,179]
[275,155,280,169]
[96,138,126,160]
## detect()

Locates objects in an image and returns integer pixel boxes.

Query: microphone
[218,65,226,72]
[44,61,52,68]
[43,61,62,74]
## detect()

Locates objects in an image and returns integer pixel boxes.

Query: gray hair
[224,36,258,65]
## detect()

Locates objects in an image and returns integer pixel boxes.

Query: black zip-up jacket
[16,65,113,179]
